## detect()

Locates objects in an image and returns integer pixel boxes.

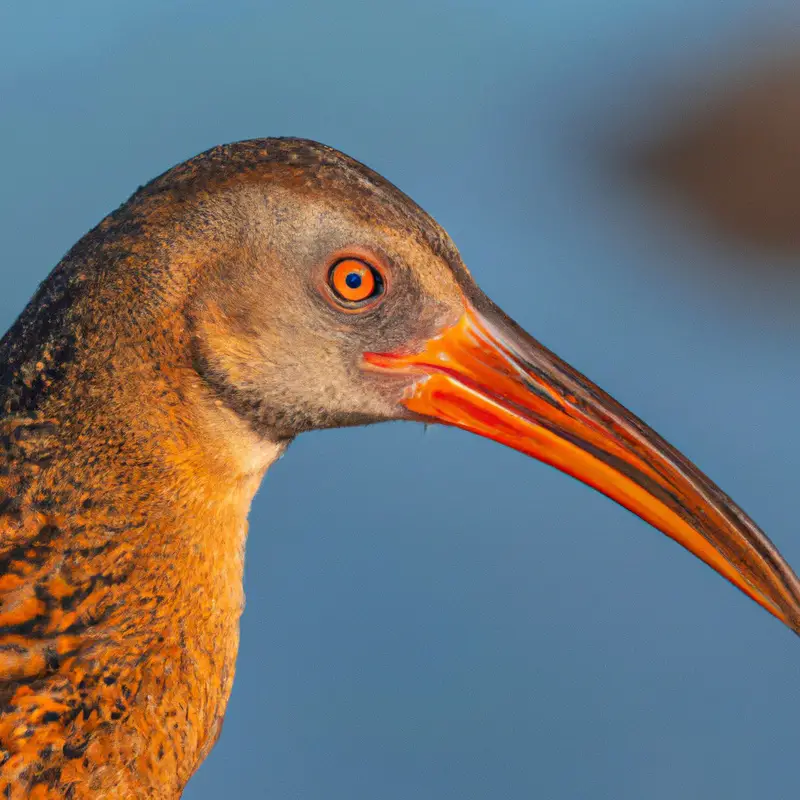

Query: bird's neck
[0,340,286,797]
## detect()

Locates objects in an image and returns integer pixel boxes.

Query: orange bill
[365,300,800,635]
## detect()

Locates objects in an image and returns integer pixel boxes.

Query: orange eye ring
[328,258,384,306]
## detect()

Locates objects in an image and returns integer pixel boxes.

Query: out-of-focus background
[3,1,800,797]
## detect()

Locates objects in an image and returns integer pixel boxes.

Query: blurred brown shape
[635,52,800,255]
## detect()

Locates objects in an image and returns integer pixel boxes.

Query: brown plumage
[1,138,798,798]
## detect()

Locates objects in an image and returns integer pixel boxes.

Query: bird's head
[125,138,800,634]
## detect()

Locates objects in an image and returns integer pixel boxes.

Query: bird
[0,137,798,798]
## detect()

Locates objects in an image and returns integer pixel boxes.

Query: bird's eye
[328,258,384,306]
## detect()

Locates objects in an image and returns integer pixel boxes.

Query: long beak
[365,300,800,635]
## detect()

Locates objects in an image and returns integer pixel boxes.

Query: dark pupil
[345,271,363,290]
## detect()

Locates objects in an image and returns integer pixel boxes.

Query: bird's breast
[0,409,280,798]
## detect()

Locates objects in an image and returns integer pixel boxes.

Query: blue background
[3,2,800,797]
